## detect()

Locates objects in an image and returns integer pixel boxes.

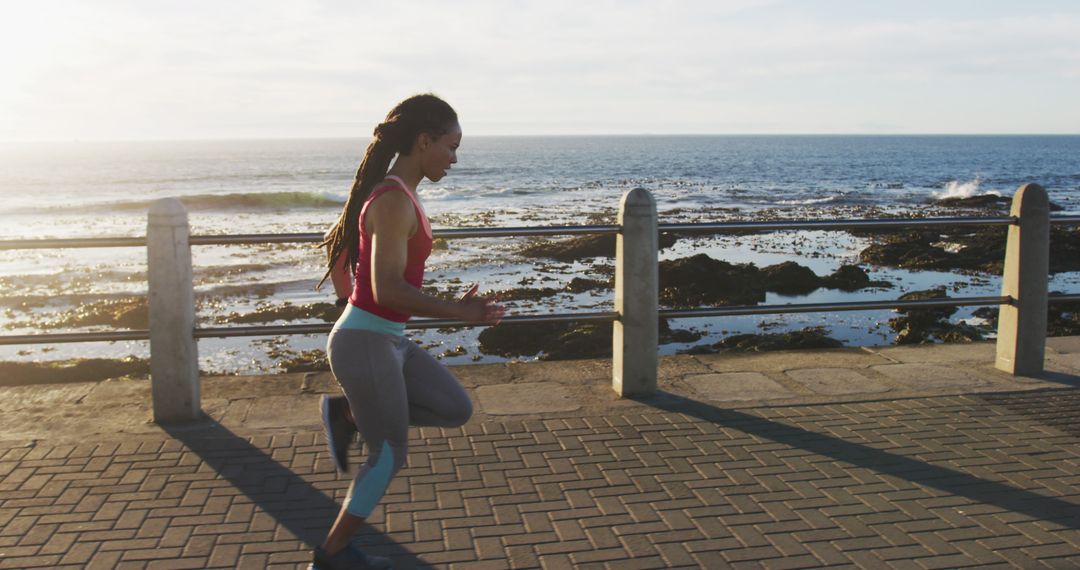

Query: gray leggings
[326,328,473,518]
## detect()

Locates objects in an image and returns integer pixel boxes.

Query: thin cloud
[2,1,1078,139]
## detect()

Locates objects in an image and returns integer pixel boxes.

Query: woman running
[312,94,504,570]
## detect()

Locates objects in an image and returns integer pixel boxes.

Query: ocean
[2,135,1079,373]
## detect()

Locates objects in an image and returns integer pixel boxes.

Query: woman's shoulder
[366,185,415,217]
[370,177,405,195]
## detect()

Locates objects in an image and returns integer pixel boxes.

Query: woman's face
[419,123,462,182]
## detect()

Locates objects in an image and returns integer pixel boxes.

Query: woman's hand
[456,295,505,325]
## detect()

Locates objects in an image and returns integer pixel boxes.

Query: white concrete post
[147,198,201,422]
[614,188,659,396]
[995,183,1050,376]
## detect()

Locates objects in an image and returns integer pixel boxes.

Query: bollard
[613,188,659,396]
[995,183,1050,376]
[147,198,201,422]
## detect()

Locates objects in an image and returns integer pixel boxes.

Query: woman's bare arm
[367,191,502,323]
[328,246,352,300]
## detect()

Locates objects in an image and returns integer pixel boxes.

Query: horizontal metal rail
[661,296,1012,319]
[0,313,619,345]
[1050,215,1080,226]
[1,212,1078,346]
[659,217,1016,233]
[661,215,1077,233]
[0,236,148,250]
[189,233,321,246]
[4,293,1079,346]
[192,311,620,339]
[0,330,151,345]
[189,225,622,245]
[435,225,621,239]
[3,216,1079,250]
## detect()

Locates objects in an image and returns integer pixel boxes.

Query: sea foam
[934,177,1000,199]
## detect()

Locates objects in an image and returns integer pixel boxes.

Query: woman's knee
[444,395,473,427]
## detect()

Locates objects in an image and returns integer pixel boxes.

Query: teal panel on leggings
[346,440,395,518]
[334,303,406,337]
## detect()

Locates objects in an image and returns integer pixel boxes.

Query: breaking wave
[934,177,1000,200]
[26,191,346,213]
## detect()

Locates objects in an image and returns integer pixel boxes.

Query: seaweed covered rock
[519,232,679,262]
[43,297,150,329]
[682,326,843,354]
[0,356,149,387]
[934,194,1012,209]
[477,318,701,360]
[273,349,330,373]
[487,287,562,302]
[659,254,889,308]
[821,265,892,291]
[860,226,1080,274]
[763,263,891,293]
[659,318,705,344]
[1049,227,1080,273]
[860,228,1008,273]
[1047,299,1080,337]
[761,262,820,295]
[973,296,1080,337]
[477,321,611,360]
[888,287,983,344]
[222,302,340,325]
[659,254,765,307]
[889,287,954,345]
[933,193,1063,211]
[565,277,612,293]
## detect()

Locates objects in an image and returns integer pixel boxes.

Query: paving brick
[569,547,630,564]
[17,522,58,547]
[97,536,157,551]
[521,511,552,533]
[158,526,193,548]
[534,538,591,556]
[235,553,270,570]
[473,536,504,559]
[5,387,1080,569]
[58,541,100,565]
[37,531,78,555]
[422,548,484,564]
[78,526,137,541]
[181,534,216,558]
[27,510,86,526]
[207,544,242,567]
[143,559,207,570]
[502,530,558,547]
[1023,542,1080,558]
[0,554,63,569]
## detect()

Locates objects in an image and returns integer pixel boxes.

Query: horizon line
[3,132,1080,144]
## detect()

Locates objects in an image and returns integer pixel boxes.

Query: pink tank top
[349,175,434,322]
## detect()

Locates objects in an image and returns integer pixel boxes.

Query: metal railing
[3,218,1078,345]
[2,228,1078,345]
[2,183,1079,420]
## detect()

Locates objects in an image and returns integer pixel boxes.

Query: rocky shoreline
[5,194,1078,383]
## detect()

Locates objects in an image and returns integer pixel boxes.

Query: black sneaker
[310,544,393,569]
[321,395,356,474]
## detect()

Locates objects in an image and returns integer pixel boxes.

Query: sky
[2,0,1079,141]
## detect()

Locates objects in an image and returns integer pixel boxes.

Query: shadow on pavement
[1037,370,1080,388]
[631,389,1080,530]
[161,419,428,568]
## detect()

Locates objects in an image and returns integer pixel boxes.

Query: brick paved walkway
[2,388,1080,569]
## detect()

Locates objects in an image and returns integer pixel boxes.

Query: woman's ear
[416,132,432,152]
